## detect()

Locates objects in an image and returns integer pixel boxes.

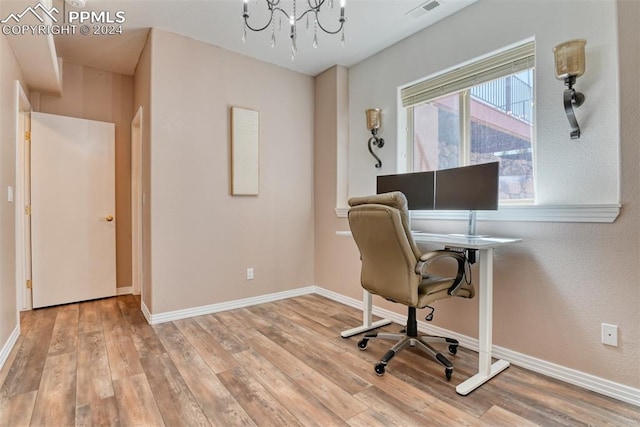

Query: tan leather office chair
[348,192,475,380]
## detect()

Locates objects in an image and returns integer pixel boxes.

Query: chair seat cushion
[417,276,473,307]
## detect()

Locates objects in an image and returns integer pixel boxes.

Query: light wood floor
[1,294,639,426]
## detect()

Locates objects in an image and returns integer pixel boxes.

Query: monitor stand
[468,210,477,236]
[448,211,488,238]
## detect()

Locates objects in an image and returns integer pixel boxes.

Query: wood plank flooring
[1,294,639,426]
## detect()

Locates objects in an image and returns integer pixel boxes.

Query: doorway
[30,112,116,308]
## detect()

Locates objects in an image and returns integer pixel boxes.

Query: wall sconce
[553,39,586,139]
[366,108,384,168]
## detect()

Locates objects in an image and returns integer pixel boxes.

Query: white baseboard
[144,286,316,325]
[0,325,20,372]
[314,286,640,407]
[116,286,133,296]
[141,301,152,324]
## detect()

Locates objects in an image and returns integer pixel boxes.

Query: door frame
[131,107,143,297]
[15,81,31,311]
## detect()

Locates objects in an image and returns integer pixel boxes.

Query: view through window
[406,43,535,202]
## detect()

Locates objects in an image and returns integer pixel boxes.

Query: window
[402,42,535,202]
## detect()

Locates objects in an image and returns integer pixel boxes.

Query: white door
[31,112,116,308]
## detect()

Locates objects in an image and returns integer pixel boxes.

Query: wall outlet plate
[246,268,254,280]
[601,323,618,347]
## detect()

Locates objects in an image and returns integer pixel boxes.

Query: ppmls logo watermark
[2,2,126,36]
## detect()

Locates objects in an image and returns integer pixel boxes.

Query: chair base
[356,307,459,380]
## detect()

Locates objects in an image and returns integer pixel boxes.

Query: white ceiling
[51,0,478,76]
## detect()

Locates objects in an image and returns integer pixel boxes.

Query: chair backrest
[347,192,423,306]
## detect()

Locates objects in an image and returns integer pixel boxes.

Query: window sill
[335,204,621,223]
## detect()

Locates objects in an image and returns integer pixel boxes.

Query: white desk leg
[456,247,510,395]
[341,290,392,338]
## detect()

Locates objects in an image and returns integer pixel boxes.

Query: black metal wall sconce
[553,39,586,139]
[366,108,384,168]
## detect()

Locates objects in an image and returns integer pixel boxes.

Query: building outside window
[402,41,535,202]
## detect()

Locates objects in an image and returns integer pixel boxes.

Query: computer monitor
[376,171,435,210]
[376,162,499,236]
[434,162,499,211]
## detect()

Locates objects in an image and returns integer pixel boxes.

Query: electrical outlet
[601,323,618,347]
[246,268,254,280]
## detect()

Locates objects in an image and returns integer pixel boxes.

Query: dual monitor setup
[376,161,500,237]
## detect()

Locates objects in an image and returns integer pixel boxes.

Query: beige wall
[314,1,640,389]
[314,66,361,292]
[35,62,134,289]
[133,31,153,311]
[146,29,315,314]
[0,34,25,353]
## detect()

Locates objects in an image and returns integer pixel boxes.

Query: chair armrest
[415,250,467,296]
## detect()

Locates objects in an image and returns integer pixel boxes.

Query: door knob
[105,215,114,222]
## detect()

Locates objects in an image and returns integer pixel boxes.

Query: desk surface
[411,232,521,249]
[336,231,521,250]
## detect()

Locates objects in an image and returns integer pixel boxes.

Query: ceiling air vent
[406,0,442,18]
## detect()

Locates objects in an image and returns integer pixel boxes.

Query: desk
[337,231,521,395]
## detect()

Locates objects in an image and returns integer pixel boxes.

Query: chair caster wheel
[374,363,386,376]
[448,344,458,355]
[357,339,368,350]
[445,367,453,381]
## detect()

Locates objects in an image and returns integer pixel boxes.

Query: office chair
[347,192,475,380]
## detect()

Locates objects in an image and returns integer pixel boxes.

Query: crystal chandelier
[242,0,346,61]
